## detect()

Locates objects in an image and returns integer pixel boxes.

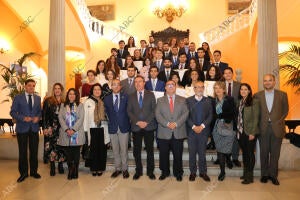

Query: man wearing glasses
[186,81,213,182]
[155,80,189,181]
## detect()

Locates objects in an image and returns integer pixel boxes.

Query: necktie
[120,49,123,57]
[166,70,170,80]
[191,52,194,57]
[139,92,143,108]
[228,83,232,96]
[28,94,32,111]
[179,64,182,69]
[114,95,118,112]
[152,79,156,90]
[169,96,174,113]
[199,59,203,68]
[129,79,132,87]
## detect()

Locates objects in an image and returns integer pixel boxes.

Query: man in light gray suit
[155,80,189,181]
[121,65,137,149]
[254,74,289,185]
[127,75,157,180]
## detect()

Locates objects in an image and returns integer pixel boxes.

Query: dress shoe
[133,173,141,180]
[111,170,122,178]
[218,173,225,181]
[159,174,169,180]
[240,175,245,180]
[176,175,182,182]
[200,173,211,182]
[232,160,241,167]
[189,173,196,181]
[269,177,280,185]
[214,159,220,165]
[17,174,28,183]
[260,176,269,183]
[148,173,156,180]
[92,172,97,176]
[123,170,129,179]
[241,179,253,184]
[97,172,103,176]
[226,160,233,169]
[30,173,41,179]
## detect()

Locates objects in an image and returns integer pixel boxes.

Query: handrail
[71,0,133,44]
[199,0,257,45]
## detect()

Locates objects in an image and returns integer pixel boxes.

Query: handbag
[216,120,234,137]
[81,132,90,160]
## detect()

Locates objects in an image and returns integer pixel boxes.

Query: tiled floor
[0,160,300,200]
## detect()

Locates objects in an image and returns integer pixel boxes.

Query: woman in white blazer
[83,83,109,176]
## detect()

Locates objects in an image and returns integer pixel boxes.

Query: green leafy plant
[0,52,38,102]
[279,44,300,93]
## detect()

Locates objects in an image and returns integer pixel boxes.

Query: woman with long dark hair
[42,83,66,176]
[205,65,223,81]
[95,60,107,86]
[81,70,97,97]
[84,83,109,176]
[58,88,85,180]
[237,83,259,184]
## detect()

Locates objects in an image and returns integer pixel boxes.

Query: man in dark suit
[171,46,179,68]
[213,50,228,73]
[186,81,213,182]
[121,66,136,96]
[157,58,179,83]
[140,40,148,58]
[145,66,165,92]
[117,40,130,59]
[10,79,42,183]
[223,67,241,168]
[187,42,199,62]
[148,35,155,48]
[174,53,188,70]
[127,75,157,180]
[162,42,171,59]
[155,80,189,181]
[197,47,211,71]
[104,79,131,179]
[254,74,289,186]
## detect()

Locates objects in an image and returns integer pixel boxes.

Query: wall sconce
[0,39,10,54]
[152,0,188,23]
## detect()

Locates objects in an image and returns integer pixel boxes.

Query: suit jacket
[121,78,136,96]
[104,92,131,134]
[199,59,211,71]
[174,62,188,70]
[10,93,41,133]
[254,89,289,138]
[117,48,130,59]
[186,96,213,136]
[58,103,85,146]
[157,69,179,83]
[237,98,260,136]
[154,59,164,72]
[212,96,235,127]
[226,81,241,105]
[215,62,228,73]
[155,94,189,139]
[127,90,157,132]
[171,55,180,68]
[145,79,165,92]
[187,51,199,62]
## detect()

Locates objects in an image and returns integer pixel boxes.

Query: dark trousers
[217,152,230,174]
[188,132,208,174]
[259,123,282,178]
[132,130,154,175]
[89,127,107,172]
[64,146,81,165]
[238,133,256,178]
[158,136,184,176]
[17,131,39,175]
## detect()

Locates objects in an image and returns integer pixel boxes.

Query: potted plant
[279,44,300,93]
[0,52,38,102]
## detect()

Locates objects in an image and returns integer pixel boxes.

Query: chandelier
[152,0,188,23]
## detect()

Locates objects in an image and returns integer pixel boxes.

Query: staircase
[199,0,257,45]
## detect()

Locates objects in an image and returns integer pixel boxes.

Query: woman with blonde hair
[212,81,235,181]
[43,83,66,176]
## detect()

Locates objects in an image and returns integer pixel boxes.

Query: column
[257,0,279,90]
[47,0,65,92]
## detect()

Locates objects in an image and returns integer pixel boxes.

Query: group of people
[10,37,288,187]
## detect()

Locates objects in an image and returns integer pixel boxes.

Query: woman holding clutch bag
[212,81,235,181]
[84,83,109,176]
[58,88,85,180]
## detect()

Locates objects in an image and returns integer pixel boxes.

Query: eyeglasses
[194,86,204,89]
[166,84,175,88]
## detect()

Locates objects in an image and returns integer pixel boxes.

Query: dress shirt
[265,89,274,113]
[225,81,233,95]
[25,92,34,106]
[113,93,120,109]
